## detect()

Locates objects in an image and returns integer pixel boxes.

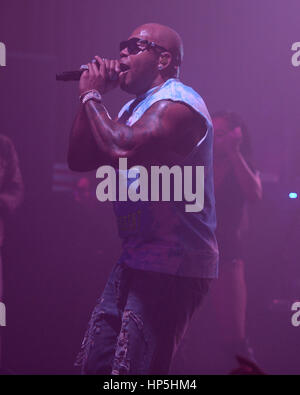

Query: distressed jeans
[75,261,211,375]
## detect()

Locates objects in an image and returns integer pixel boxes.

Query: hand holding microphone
[56,56,122,95]
[79,56,121,96]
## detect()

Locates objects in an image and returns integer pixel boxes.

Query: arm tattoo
[84,99,175,159]
[85,100,135,156]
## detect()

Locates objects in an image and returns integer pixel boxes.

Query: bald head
[119,23,183,95]
[130,23,184,74]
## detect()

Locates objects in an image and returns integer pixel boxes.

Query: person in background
[0,134,24,373]
[211,111,262,365]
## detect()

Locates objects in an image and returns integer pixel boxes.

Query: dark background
[0,0,300,374]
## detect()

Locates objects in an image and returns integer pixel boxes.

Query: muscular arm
[73,99,206,168]
[68,105,111,171]
[68,56,206,170]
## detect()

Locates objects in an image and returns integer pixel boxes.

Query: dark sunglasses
[119,37,168,55]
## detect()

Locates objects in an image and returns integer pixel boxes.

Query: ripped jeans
[75,261,211,375]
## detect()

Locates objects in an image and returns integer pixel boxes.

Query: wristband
[80,89,102,105]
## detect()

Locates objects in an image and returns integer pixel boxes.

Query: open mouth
[120,63,130,77]
[120,63,130,72]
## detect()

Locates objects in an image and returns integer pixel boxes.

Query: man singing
[68,23,218,375]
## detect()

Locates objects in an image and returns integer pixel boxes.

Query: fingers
[103,58,116,81]
[109,59,119,81]
[80,69,89,80]
[87,62,96,79]
[95,56,120,81]
[94,56,107,82]
[115,60,121,74]
[90,60,98,75]
[104,59,112,80]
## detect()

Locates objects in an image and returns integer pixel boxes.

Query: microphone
[56,65,89,81]
[56,61,128,81]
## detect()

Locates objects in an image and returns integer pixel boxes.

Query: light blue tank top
[114,78,219,278]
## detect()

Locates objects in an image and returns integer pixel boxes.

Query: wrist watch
[80,89,102,105]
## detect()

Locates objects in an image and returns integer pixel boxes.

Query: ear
[158,52,172,71]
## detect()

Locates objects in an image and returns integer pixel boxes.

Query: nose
[120,47,130,59]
